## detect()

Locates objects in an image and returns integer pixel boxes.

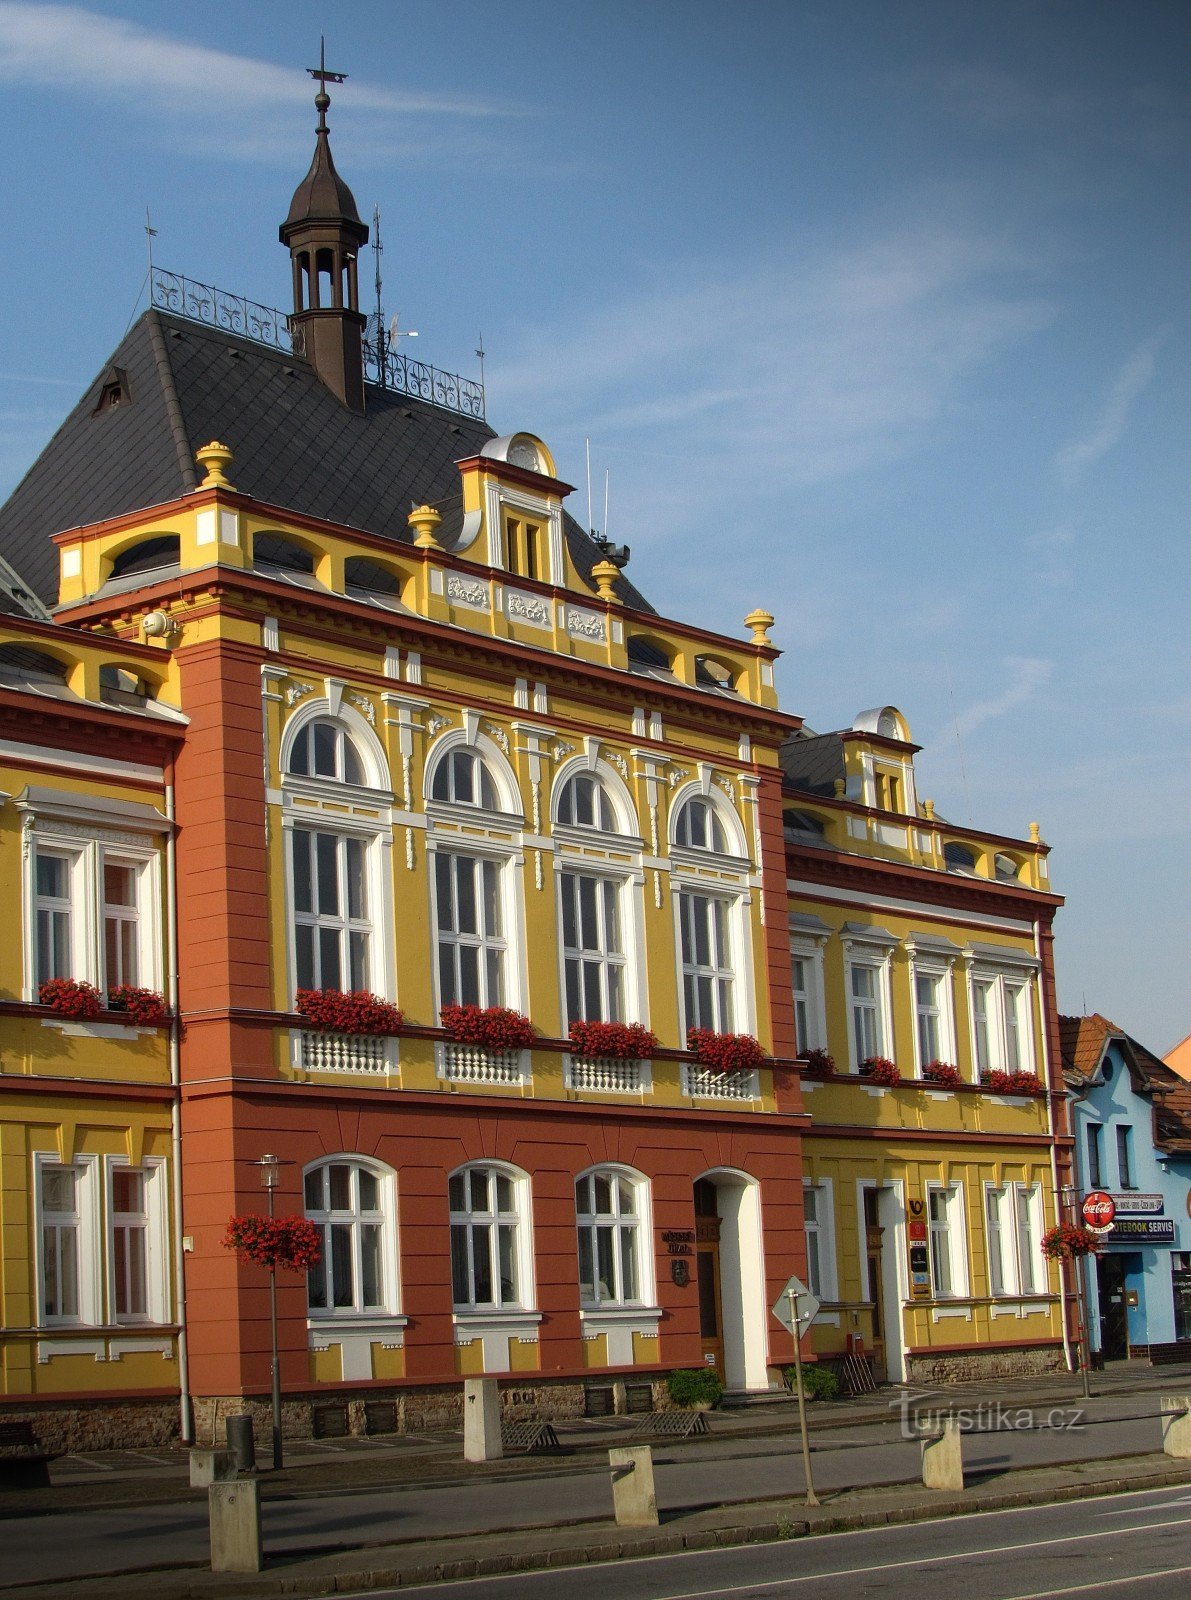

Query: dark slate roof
[1059,1013,1191,1156]
[0,308,653,613]
[779,729,845,797]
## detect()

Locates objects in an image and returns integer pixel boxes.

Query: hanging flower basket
[223,1214,322,1273]
[859,1056,902,1087]
[982,1069,1046,1098]
[440,1004,536,1052]
[686,1028,768,1074]
[923,1059,962,1088]
[38,978,102,1019]
[798,1048,836,1078]
[108,985,169,1025]
[1041,1223,1102,1260]
[569,1020,659,1060]
[296,988,404,1035]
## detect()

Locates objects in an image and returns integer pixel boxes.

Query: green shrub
[666,1367,725,1408]
[784,1364,841,1401]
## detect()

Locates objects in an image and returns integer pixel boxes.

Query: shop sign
[1109,1193,1164,1215]
[1081,1191,1116,1232]
[1105,1217,1176,1244]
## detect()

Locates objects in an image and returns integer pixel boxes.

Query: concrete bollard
[1160,1396,1191,1459]
[921,1416,965,1491]
[463,1377,503,1463]
[189,1448,237,1488]
[609,1444,659,1527]
[208,1479,263,1573]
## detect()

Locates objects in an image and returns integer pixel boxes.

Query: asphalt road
[340,1485,1191,1600]
[0,1405,1174,1586]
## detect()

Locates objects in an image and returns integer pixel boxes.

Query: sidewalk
[2,1448,1188,1600]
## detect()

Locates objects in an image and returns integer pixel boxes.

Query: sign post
[772,1274,820,1507]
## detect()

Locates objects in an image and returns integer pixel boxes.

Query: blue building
[1062,1015,1191,1362]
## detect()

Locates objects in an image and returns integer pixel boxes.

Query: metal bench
[0,1421,59,1489]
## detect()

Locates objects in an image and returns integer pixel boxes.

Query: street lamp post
[250,1153,292,1470]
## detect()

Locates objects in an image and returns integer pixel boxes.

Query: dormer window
[873,769,903,813]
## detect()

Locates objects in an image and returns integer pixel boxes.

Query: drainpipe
[165,763,192,1443]
[1035,920,1076,1377]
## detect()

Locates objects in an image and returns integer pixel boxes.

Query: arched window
[576,1169,645,1307]
[303,1159,394,1316]
[431,747,499,810]
[448,1165,527,1311]
[944,842,978,875]
[287,719,365,785]
[674,795,729,854]
[283,714,385,997]
[556,771,617,831]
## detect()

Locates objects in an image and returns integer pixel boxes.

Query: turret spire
[280,42,369,411]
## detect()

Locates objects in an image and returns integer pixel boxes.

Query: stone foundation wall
[0,1398,183,1454]
[904,1345,1068,1386]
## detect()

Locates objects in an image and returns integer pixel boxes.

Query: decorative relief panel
[566,606,606,643]
[285,682,314,706]
[446,574,489,612]
[506,588,552,631]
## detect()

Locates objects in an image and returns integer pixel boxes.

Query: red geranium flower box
[859,1056,902,1087]
[569,1020,659,1060]
[108,985,169,1025]
[38,978,102,1019]
[922,1059,962,1088]
[296,988,404,1035]
[982,1069,1046,1098]
[686,1028,768,1074]
[798,1048,836,1077]
[1041,1223,1102,1260]
[440,1004,536,1052]
[223,1214,322,1273]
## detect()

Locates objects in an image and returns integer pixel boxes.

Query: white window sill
[39,1017,156,1041]
[579,1305,663,1328]
[452,1309,542,1333]
[308,1313,408,1336]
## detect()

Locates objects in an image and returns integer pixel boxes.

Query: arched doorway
[693,1170,768,1392]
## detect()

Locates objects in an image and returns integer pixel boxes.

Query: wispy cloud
[949,656,1054,740]
[1055,331,1168,483]
[493,216,1056,557]
[0,4,516,162]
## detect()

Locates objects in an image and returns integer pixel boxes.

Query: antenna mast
[372,205,387,388]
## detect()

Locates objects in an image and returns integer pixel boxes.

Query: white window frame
[908,949,958,1077]
[967,964,1039,1078]
[790,936,828,1055]
[32,845,84,987]
[803,1179,837,1301]
[303,1156,399,1321]
[432,845,512,1011]
[448,1162,535,1314]
[669,780,755,1037]
[984,1181,1044,1298]
[842,937,896,1073]
[575,1166,652,1310]
[559,867,630,1025]
[926,1182,968,1299]
[35,1154,100,1326]
[105,1155,169,1326]
[677,886,737,1032]
[289,826,374,994]
[23,830,163,1003]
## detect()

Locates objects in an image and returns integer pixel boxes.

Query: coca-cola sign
[1081,1191,1117,1232]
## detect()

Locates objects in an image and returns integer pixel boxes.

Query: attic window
[110,536,180,580]
[994,853,1021,882]
[252,534,315,575]
[91,367,130,415]
[0,645,67,683]
[783,809,827,843]
[944,841,978,875]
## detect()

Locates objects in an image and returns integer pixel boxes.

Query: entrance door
[864,1188,887,1381]
[694,1179,723,1375]
[1097,1253,1129,1359]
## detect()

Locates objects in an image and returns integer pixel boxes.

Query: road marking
[361,1510,1191,1600]
[1101,1494,1191,1515]
[334,1484,1191,1600]
[997,1564,1191,1600]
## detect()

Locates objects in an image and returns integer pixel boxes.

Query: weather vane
[307,37,347,131]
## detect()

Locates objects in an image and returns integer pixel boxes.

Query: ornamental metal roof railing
[150,268,485,420]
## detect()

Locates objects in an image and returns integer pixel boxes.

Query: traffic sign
[1082,1191,1116,1233]
[772,1274,820,1334]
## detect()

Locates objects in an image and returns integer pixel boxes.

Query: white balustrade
[681,1064,760,1101]
[567,1056,646,1094]
[298,1031,391,1075]
[439,1043,528,1086]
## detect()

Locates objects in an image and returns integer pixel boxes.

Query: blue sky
[0,1,1187,1049]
